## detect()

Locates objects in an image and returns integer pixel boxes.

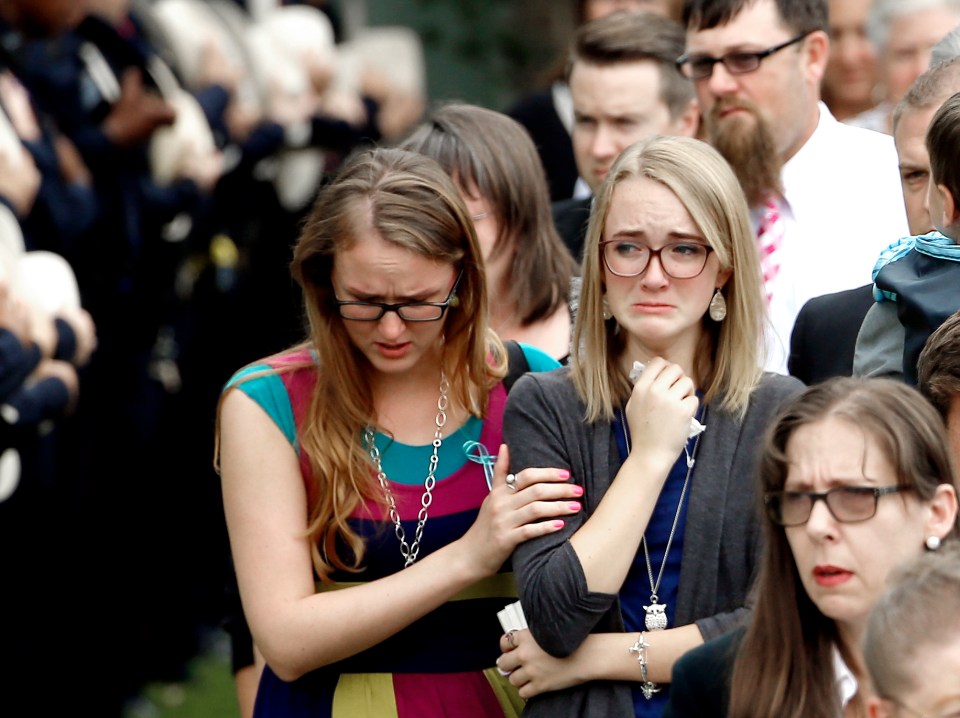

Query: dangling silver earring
[708,289,727,321]
[926,535,942,551]
[602,297,613,321]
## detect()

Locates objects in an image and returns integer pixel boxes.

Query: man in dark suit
[788,284,874,385]
[552,10,699,260]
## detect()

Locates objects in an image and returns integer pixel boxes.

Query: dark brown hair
[400,103,577,326]
[926,90,960,212]
[918,309,960,421]
[729,376,960,718]
[683,0,827,34]
[570,10,694,120]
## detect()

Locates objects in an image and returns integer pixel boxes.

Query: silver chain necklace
[620,406,707,632]
[364,373,449,567]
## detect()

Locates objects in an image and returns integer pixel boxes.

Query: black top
[663,627,743,718]
[788,284,874,385]
[552,195,592,262]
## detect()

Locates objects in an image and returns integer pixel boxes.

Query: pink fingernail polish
[572,485,584,496]
[568,502,581,511]
[558,470,570,479]
[552,520,565,529]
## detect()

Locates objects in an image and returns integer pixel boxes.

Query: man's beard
[706,97,783,207]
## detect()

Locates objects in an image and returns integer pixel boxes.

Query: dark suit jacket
[662,627,744,718]
[551,196,592,262]
[788,284,875,385]
[506,88,578,202]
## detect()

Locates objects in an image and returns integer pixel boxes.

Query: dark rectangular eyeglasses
[334,271,462,322]
[764,485,911,527]
[676,31,813,80]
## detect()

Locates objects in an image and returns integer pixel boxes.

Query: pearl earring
[708,289,727,321]
[926,535,942,551]
[602,297,613,321]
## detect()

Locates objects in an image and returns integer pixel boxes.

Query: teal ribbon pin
[463,440,496,490]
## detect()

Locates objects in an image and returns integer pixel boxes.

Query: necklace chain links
[621,406,707,631]
[365,373,449,567]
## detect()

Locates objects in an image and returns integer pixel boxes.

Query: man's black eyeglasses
[334,271,463,322]
[677,31,813,81]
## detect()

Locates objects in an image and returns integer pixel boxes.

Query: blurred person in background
[849,0,960,134]
[863,543,960,718]
[822,0,879,122]
[507,0,682,203]
[401,103,578,362]
[552,10,698,260]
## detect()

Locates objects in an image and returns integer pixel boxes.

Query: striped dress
[231,349,538,718]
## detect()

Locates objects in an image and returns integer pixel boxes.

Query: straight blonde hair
[570,135,765,421]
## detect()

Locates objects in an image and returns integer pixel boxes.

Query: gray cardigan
[504,367,803,718]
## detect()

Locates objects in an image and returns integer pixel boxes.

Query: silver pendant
[641,681,661,699]
[643,602,667,631]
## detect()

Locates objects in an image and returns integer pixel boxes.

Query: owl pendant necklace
[621,406,707,632]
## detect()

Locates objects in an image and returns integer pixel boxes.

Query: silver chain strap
[641,418,702,603]
[365,373,449,567]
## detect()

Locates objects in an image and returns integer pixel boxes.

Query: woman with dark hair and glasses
[216,147,580,717]
[665,376,959,718]
[493,135,802,718]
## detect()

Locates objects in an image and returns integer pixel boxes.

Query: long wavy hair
[222,147,505,581]
[400,103,577,326]
[570,135,765,421]
[729,377,960,718]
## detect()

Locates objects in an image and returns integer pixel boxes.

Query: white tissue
[628,361,706,439]
[497,600,528,632]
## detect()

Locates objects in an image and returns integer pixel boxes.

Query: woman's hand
[497,629,586,699]
[457,443,582,578]
[624,357,698,470]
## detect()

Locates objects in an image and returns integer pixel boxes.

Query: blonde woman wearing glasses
[216,147,581,717]
[494,135,802,718]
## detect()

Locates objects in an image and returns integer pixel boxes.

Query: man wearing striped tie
[680,0,909,374]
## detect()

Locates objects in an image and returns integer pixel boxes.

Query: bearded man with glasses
[681,0,908,376]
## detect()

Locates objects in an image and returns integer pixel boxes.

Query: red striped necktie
[757,196,784,302]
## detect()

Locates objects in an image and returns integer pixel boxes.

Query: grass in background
[124,629,240,718]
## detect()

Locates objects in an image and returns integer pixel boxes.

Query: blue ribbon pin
[463,440,496,491]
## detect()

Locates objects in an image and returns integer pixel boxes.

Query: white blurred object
[246,5,340,212]
[152,85,217,178]
[0,202,81,314]
[256,4,338,82]
[0,203,24,282]
[0,447,21,503]
[497,600,528,632]
[16,251,81,314]
[149,86,218,187]
[336,26,425,99]
[151,0,260,107]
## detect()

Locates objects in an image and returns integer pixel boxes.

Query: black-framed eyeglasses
[764,485,911,527]
[676,31,813,80]
[334,271,462,322]
[600,239,714,279]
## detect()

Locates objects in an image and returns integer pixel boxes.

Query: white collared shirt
[759,103,909,374]
[833,646,859,709]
